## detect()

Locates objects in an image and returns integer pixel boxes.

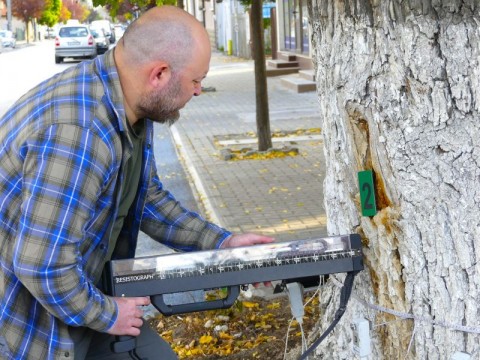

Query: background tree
[305,0,480,358]
[93,0,177,19]
[58,4,71,23]
[59,0,90,23]
[38,0,61,27]
[11,0,44,42]
[85,8,102,24]
[241,0,272,151]
[59,0,90,22]
[113,2,136,23]
[249,0,272,151]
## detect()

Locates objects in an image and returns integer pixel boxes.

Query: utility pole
[6,0,12,31]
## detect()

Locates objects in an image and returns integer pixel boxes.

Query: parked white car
[0,30,16,48]
[91,20,115,44]
[113,24,125,40]
[89,26,110,55]
[55,24,97,63]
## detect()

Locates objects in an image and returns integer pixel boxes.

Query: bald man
[0,6,273,360]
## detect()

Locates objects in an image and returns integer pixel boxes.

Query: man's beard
[137,74,183,126]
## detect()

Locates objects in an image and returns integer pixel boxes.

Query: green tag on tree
[358,170,377,217]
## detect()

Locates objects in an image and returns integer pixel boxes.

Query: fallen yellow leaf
[219,332,233,340]
[199,335,214,344]
[243,301,259,308]
[267,302,281,309]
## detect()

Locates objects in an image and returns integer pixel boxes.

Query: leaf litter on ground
[149,289,321,359]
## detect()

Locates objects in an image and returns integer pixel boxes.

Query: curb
[169,125,222,226]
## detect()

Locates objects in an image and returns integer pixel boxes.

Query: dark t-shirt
[107,119,146,260]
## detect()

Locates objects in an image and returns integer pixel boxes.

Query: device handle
[111,335,136,353]
[151,286,240,316]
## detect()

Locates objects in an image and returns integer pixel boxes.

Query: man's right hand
[107,296,151,336]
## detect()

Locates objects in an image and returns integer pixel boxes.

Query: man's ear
[149,62,171,88]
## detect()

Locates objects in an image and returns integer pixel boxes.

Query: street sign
[263,3,275,18]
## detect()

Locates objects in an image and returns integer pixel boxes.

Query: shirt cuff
[214,232,233,249]
[87,295,118,332]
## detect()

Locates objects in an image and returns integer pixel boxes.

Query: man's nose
[194,83,202,96]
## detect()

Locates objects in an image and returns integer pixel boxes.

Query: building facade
[182,0,313,71]
[0,0,29,40]
[276,0,312,69]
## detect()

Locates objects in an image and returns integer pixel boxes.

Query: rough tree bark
[306,0,480,358]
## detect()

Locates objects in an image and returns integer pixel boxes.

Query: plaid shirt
[0,50,231,359]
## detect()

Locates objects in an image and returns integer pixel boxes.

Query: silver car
[55,25,97,63]
[89,27,110,55]
[0,30,16,48]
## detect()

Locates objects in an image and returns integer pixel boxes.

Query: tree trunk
[250,1,272,151]
[24,18,30,43]
[306,0,480,358]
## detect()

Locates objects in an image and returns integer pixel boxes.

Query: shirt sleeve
[13,124,117,332]
[140,164,232,251]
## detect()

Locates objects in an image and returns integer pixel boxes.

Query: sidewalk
[171,50,328,242]
[0,39,33,54]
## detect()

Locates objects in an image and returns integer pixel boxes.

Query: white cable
[302,328,308,359]
[373,317,406,329]
[329,275,480,334]
[300,322,307,354]
[282,279,325,360]
[286,282,306,358]
[283,317,295,360]
[404,321,417,360]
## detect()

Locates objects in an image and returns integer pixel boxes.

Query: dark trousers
[70,322,178,360]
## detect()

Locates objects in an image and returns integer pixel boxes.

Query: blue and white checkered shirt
[0,49,230,359]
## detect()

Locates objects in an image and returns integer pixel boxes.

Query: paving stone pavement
[140,51,331,315]
[170,50,328,242]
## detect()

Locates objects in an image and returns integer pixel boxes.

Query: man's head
[116,6,211,125]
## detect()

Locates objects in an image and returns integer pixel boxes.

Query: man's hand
[220,233,275,248]
[221,233,275,288]
[107,296,151,336]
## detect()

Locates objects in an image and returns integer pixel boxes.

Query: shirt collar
[96,48,129,133]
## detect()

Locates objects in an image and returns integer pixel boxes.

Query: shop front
[277,0,312,69]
